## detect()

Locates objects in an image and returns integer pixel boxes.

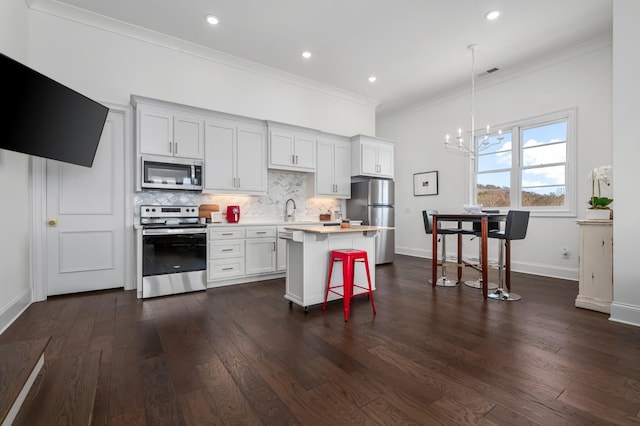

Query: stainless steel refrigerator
[347,179,395,264]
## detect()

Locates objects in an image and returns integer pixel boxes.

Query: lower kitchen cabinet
[208,227,245,281]
[245,227,277,275]
[208,225,282,287]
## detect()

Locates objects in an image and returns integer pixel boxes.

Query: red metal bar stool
[323,249,376,322]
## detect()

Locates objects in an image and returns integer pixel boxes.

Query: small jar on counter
[340,218,351,229]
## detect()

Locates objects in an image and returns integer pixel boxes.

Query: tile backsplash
[134,170,341,220]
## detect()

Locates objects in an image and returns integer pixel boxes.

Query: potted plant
[586,165,612,220]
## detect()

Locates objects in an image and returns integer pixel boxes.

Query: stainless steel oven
[140,205,207,298]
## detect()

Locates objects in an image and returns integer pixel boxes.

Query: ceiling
[50,0,612,115]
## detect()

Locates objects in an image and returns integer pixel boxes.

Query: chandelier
[445,44,502,159]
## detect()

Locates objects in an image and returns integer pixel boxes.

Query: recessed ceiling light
[302,51,312,59]
[485,10,500,21]
[368,76,377,83]
[206,15,219,25]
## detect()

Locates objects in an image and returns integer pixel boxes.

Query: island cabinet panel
[283,227,379,310]
[576,219,613,314]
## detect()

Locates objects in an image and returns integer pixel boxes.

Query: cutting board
[198,204,219,218]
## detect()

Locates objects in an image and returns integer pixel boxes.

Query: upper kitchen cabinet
[133,96,204,160]
[351,134,395,178]
[267,122,317,172]
[311,134,351,198]
[204,117,267,195]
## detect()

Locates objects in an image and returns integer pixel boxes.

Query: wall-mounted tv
[1,52,109,168]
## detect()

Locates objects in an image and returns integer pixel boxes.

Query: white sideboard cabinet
[575,219,613,314]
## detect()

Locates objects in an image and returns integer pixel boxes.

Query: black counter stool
[463,210,500,291]
[488,210,530,301]
[422,210,463,287]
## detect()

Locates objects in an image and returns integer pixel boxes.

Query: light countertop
[282,225,390,234]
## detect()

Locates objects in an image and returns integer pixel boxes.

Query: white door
[46,111,125,296]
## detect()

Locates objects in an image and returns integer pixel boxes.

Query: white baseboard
[0,288,32,335]
[395,247,578,281]
[610,302,640,328]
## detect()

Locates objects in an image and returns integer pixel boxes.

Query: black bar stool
[422,210,463,287]
[463,210,500,291]
[488,210,530,301]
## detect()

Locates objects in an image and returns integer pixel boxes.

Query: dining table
[431,212,507,298]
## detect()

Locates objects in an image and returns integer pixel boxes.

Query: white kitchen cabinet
[351,134,395,178]
[245,227,277,275]
[208,226,280,286]
[208,227,246,281]
[137,104,204,159]
[575,220,613,314]
[268,123,317,172]
[313,135,351,198]
[204,118,267,195]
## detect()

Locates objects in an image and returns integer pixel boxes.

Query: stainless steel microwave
[141,156,203,191]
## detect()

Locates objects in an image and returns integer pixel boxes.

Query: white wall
[377,40,612,281]
[26,4,375,137]
[610,0,640,327]
[0,0,33,333]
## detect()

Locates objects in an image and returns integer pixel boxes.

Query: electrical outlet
[562,248,569,259]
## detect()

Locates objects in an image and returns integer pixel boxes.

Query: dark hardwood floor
[2,254,640,425]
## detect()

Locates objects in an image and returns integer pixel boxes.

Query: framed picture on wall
[413,171,438,196]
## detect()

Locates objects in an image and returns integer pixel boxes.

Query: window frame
[472,108,577,217]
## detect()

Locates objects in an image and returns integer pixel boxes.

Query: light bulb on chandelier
[445,44,502,159]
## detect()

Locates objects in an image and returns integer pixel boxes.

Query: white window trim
[471,107,577,218]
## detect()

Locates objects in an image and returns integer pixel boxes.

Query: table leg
[432,218,438,287]
[457,221,463,282]
[481,217,488,298]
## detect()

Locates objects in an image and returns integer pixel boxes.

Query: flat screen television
[1,52,109,167]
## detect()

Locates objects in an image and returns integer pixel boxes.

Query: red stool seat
[323,249,376,321]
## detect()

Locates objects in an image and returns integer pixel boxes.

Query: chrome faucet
[285,198,297,221]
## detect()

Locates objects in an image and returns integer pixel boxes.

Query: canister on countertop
[340,218,351,229]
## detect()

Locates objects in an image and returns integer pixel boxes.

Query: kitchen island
[280,225,386,311]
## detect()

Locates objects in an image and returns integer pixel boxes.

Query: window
[474,108,576,216]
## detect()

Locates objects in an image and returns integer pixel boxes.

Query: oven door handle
[142,227,207,236]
